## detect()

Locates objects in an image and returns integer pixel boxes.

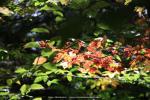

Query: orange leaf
[129,59,137,67]
[33,56,47,65]
[89,67,97,73]
[83,60,94,69]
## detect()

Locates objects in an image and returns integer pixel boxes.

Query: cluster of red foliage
[109,45,150,68]
[53,39,123,74]
[126,46,150,67]
[39,39,150,74]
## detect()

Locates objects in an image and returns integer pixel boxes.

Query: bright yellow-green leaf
[30,84,44,90]
[34,76,43,83]
[20,84,28,95]
[114,55,121,62]
[47,79,59,86]
[0,92,9,95]
[24,42,39,48]
[90,84,96,89]
[40,5,51,11]
[124,0,132,5]
[33,97,42,100]
[15,68,27,74]
[67,72,72,82]
[31,28,49,33]
[42,76,49,82]
[144,77,150,83]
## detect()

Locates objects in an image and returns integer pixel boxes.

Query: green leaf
[144,77,150,83]
[41,49,55,57]
[46,0,59,5]
[115,55,122,62]
[47,79,59,86]
[53,11,63,17]
[31,28,49,33]
[40,5,51,11]
[55,69,67,74]
[0,86,9,89]
[51,79,59,84]
[90,84,96,89]
[47,81,52,87]
[133,74,140,80]
[97,23,110,30]
[67,72,72,82]
[86,0,110,13]
[124,0,132,5]
[107,39,113,43]
[10,95,20,100]
[45,71,53,75]
[43,62,57,70]
[0,92,9,95]
[55,16,64,22]
[70,67,78,72]
[42,76,49,82]
[20,84,28,95]
[70,0,90,9]
[34,76,43,83]
[6,79,13,86]
[34,1,41,6]
[35,72,47,76]
[30,84,44,90]
[95,1,110,8]
[24,42,39,48]
[33,97,42,100]
[140,49,146,55]
[0,49,7,53]
[15,68,27,74]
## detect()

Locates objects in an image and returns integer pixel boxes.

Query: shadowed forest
[0,0,150,99]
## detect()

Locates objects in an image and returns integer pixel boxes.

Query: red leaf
[89,67,97,73]
[83,60,94,69]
